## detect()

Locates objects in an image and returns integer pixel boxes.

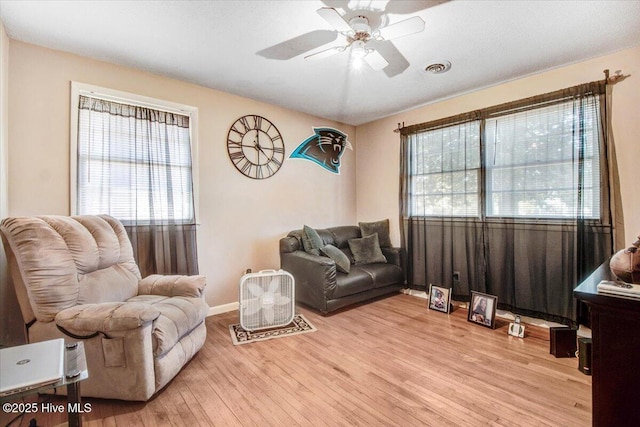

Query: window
[408,121,480,217]
[485,99,600,219]
[407,96,602,220]
[71,83,198,225]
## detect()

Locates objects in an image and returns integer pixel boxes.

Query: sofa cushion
[359,219,391,248]
[302,225,324,256]
[359,263,404,289]
[320,244,351,274]
[348,233,387,265]
[127,295,209,357]
[332,268,375,299]
[77,265,140,305]
[329,226,361,249]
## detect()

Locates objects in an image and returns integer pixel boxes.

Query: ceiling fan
[304,7,426,71]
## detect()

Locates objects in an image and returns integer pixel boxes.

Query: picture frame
[428,284,451,314]
[467,291,497,329]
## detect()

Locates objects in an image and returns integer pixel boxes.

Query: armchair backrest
[0,215,141,324]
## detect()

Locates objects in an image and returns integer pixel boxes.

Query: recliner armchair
[0,215,209,401]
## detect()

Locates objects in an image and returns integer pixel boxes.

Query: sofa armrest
[281,250,337,314]
[382,247,403,268]
[138,274,206,298]
[55,302,160,334]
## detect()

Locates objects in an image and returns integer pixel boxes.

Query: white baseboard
[207,301,239,317]
[402,288,428,299]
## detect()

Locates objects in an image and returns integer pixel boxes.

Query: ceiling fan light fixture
[424,61,452,74]
[351,40,368,58]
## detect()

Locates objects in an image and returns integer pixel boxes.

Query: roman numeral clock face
[227,115,284,179]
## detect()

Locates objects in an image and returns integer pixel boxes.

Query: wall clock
[227,115,284,179]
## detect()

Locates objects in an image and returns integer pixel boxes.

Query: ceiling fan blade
[304,46,345,61]
[378,16,425,40]
[369,40,411,77]
[317,7,354,35]
[364,49,389,71]
[256,30,338,60]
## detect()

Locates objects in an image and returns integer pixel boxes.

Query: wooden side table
[574,260,640,426]
[1,342,89,427]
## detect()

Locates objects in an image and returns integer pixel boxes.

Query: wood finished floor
[1,294,591,426]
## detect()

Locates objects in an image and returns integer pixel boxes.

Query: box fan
[239,269,295,331]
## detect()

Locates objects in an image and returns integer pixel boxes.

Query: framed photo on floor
[468,291,497,329]
[428,284,451,314]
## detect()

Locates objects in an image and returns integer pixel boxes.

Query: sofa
[0,215,208,401]
[279,221,405,314]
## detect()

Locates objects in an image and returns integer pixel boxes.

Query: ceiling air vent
[424,61,451,74]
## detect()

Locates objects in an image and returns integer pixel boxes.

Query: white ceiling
[1,0,639,126]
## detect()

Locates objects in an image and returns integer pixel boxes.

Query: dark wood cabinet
[574,260,640,427]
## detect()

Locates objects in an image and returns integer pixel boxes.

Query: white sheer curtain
[408,121,481,217]
[77,95,198,275]
[485,98,601,219]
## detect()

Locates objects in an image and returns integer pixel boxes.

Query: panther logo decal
[290,128,352,174]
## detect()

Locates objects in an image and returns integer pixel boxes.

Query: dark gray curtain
[77,96,199,276]
[125,224,199,276]
[400,81,617,325]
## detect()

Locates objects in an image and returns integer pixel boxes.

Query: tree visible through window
[408,97,601,220]
[485,99,600,219]
[408,121,480,217]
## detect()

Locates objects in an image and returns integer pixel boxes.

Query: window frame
[70,82,200,223]
[408,120,482,219]
[406,95,604,223]
[482,99,602,221]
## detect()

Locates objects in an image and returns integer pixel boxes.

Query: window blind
[485,97,600,219]
[77,95,195,224]
[406,94,601,220]
[408,120,480,217]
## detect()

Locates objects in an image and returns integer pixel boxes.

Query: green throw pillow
[348,233,387,265]
[359,219,391,248]
[320,244,351,274]
[302,225,323,256]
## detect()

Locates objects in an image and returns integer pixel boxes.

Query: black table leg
[66,382,82,427]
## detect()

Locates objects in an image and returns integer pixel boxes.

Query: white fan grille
[239,270,295,331]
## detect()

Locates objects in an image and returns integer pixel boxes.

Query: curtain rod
[604,68,630,84]
[393,69,629,134]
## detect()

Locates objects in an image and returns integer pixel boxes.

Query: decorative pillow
[302,225,323,256]
[359,219,391,248]
[320,244,351,274]
[348,233,387,265]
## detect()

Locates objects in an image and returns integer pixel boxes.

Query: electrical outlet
[453,271,460,282]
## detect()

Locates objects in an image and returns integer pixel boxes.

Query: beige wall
[6,41,357,309]
[357,45,640,249]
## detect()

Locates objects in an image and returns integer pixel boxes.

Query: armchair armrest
[56,302,160,334]
[138,274,206,298]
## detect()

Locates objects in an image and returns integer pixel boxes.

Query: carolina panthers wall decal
[290,127,352,174]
